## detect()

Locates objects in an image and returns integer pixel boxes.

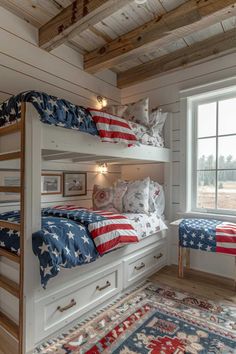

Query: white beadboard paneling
[121,163,164,184]
[0,8,120,105]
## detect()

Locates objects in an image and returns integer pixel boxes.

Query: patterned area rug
[35,282,236,354]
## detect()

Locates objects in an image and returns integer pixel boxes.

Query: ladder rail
[0,102,26,354]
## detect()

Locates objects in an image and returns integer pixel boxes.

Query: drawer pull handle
[96,281,111,291]
[57,299,76,313]
[154,253,163,260]
[135,262,145,270]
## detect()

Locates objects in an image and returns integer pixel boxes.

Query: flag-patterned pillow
[88,109,138,146]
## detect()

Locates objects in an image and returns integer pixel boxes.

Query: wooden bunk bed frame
[0,103,171,354]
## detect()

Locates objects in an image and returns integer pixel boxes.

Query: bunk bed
[0,92,171,354]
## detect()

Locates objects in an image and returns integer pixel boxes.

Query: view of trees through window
[195,97,236,212]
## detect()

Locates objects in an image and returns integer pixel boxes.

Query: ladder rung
[0,311,19,339]
[0,122,21,137]
[0,151,21,161]
[0,275,19,298]
[0,221,20,231]
[0,186,21,193]
[0,248,20,263]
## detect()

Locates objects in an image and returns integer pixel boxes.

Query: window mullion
[215,101,219,210]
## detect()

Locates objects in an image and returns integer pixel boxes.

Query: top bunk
[0,91,171,164]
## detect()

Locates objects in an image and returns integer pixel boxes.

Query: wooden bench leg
[186,248,190,270]
[178,246,184,278]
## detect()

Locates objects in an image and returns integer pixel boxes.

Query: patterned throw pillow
[92,184,127,212]
[149,180,165,216]
[105,98,149,127]
[105,104,128,118]
[149,110,168,139]
[121,177,150,214]
[129,121,164,147]
[125,97,149,126]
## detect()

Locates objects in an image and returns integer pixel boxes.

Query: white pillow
[149,180,165,216]
[120,177,150,214]
[129,121,164,147]
[125,97,149,126]
[105,104,128,118]
[105,98,149,127]
[149,110,168,139]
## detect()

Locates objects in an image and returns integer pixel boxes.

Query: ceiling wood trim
[117,28,236,88]
[84,0,236,73]
[39,0,133,51]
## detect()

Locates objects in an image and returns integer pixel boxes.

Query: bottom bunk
[34,230,168,345]
[0,205,168,350]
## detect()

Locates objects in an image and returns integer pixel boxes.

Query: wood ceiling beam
[39,0,133,51]
[117,28,236,88]
[84,0,236,73]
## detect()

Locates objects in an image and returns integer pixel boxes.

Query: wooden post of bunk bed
[0,102,26,354]
[19,102,26,354]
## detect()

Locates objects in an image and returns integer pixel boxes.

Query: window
[192,94,236,214]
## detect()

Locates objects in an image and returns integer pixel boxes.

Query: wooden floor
[1,265,236,354]
[150,265,236,304]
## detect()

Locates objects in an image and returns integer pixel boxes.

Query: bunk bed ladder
[0,103,26,354]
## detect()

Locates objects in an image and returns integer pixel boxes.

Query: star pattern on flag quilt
[0,210,99,288]
[0,91,98,136]
[179,218,223,252]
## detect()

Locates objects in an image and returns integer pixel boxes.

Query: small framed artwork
[0,171,20,202]
[41,173,62,195]
[63,172,87,197]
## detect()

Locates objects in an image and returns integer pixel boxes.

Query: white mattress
[123,212,167,240]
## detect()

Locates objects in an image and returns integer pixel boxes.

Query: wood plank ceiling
[0,0,236,87]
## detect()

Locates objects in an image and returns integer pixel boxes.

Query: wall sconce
[97,163,108,174]
[97,96,108,109]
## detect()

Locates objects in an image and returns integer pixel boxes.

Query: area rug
[35,282,236,354]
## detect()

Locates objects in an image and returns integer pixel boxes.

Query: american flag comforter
[0,91,98,135]
[179,218,236,255]
[0,207,138,287]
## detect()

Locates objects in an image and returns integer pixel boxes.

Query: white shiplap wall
[121,52,236,279]
[0,7,120,107]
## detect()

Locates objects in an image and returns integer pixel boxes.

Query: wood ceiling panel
[221,16,236,31]
[159,0,187,12]
[0,0,63,27]
[184,23,224,46]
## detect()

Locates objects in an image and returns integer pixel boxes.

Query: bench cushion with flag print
[179,218,236,255]
[88,108,138,146]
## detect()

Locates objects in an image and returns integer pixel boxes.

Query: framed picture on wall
[41,173,62,195]
[0,170,20,202]
[63,172,87,197]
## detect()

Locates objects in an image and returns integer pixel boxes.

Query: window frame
[190,91,236,216]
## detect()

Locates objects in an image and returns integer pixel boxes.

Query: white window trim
[180,80,236,219]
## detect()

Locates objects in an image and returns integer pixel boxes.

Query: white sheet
[123,212,167,240]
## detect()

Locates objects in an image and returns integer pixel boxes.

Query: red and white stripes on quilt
[87,210,139,255]
[88,108,138,146]
[53,205,139,255]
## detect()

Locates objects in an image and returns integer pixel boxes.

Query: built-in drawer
[123,244,166,288]
[35,263,122,342]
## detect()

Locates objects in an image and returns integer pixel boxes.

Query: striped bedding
[46,206,139,255]
[88,109,138,146]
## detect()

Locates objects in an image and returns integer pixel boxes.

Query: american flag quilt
[179,218,236,255]
[0,91,98,135]
[0,210,99,288]
[44,206,139,256]
[0,207,139,287]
